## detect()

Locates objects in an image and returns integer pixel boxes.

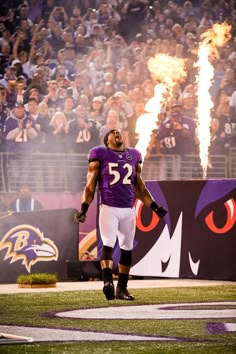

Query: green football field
[0,285,235,353]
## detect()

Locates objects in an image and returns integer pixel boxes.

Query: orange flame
[200,22,232,58]
[135,54,186,159]
[147,54,186,87]
[135,84,166,158]
[196,23,232,178]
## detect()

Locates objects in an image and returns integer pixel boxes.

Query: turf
[0,285,235,353]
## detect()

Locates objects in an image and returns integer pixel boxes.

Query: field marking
[56,302,236,320]
[1,302,235,343]
[0,325,177,342]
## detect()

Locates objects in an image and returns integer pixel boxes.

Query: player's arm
[73,160,99,223]
[134,162,167,218]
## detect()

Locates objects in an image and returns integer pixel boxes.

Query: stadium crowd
[0,0,236,160]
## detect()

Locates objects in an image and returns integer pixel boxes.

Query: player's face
[108,130,123,148]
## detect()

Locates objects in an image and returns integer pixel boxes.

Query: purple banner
[0,209,78,282]
[96,180,236,281]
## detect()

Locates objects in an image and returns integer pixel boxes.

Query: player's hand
[150,201,168,218]
[155,206,168,218]
[73,211,86,223]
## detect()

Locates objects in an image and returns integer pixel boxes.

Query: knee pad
[101,245,113,260]
[119,249,132,267]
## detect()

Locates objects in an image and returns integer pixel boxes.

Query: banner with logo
[96,180,236,281]
[0,181,235,282]
[0,209,78,282]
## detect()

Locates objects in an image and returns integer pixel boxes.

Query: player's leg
[101,246,115,300]
[99,205,119,300]
[116,207,136,300]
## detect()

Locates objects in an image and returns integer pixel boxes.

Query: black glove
[73,211,86,223]
[150,201,168,218]
[73,203,89,223]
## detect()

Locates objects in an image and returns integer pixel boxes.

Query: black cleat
[103,282,115,300]
[115,286,135,300]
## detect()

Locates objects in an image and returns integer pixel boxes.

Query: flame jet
[195,22,231,178]
[135,54,186,159]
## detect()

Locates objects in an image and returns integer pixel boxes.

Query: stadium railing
[0,150,234,193]
[229,147,236,178]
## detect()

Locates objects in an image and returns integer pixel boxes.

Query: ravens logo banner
[0,208,78,282]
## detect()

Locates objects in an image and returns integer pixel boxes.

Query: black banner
[96,180,236,281]
[130,180,236,280]
[0,209,78,282]
[1,180,235,282]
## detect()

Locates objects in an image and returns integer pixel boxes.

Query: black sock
[102,268,113,283]
[117,273,129,289]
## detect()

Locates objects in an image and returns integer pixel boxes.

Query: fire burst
[196,22,231,178]
[135,54,186,159]
[195,44,214,179]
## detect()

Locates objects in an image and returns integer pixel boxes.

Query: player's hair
[103,129,118,146]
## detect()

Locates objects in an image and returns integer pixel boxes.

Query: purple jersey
[89,146,142,208]
[157,115,196,155]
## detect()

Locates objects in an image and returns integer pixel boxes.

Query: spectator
[15,4,34,28]
[3,101,39,153]
[71,73,87,102]
[67,12,83,36]
[36,101,50,152]
[36,102,50,130]
[0,42,12,74]
[47,18,64,52]
[48,5,69,30]
[26,97,39,123]
[149,104,196,180]
[229,89,236,119]
[0,100,8,151]
[67,113,99,153]
[23,68,48,98]
[0,25,11,48]
[99,109,120,143]
[10,59,25,79]
[99,109,130,148]
[88,96,106,126]
[77,93,90,110]
[42,0,57,22]
[0,64,17,86]
[53,48,74,78]
[84,8,99,36]
[46,111,69,153]
[216,95,236,151]
[211,59,226,104]
[3,102,39,188]
[209,117,226,156]
[42,80,63,117]
[120,0,147,43]
[88,54,105,89]
[102,80,116,98]
[0,84,9,109]
[113,91,134,128]
[178,91,197,121]
[62,95,77,121]
[5,78,17,110]
[97,3,112,25]
[15,75,27,103]
[215,68,236,107]
[10,184,43,212]
[74,33,89,55]
[28,0,42,23]
[12,32,36,79]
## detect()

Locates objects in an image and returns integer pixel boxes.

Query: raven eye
[135,199,160,232]
[205,198,236,234]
